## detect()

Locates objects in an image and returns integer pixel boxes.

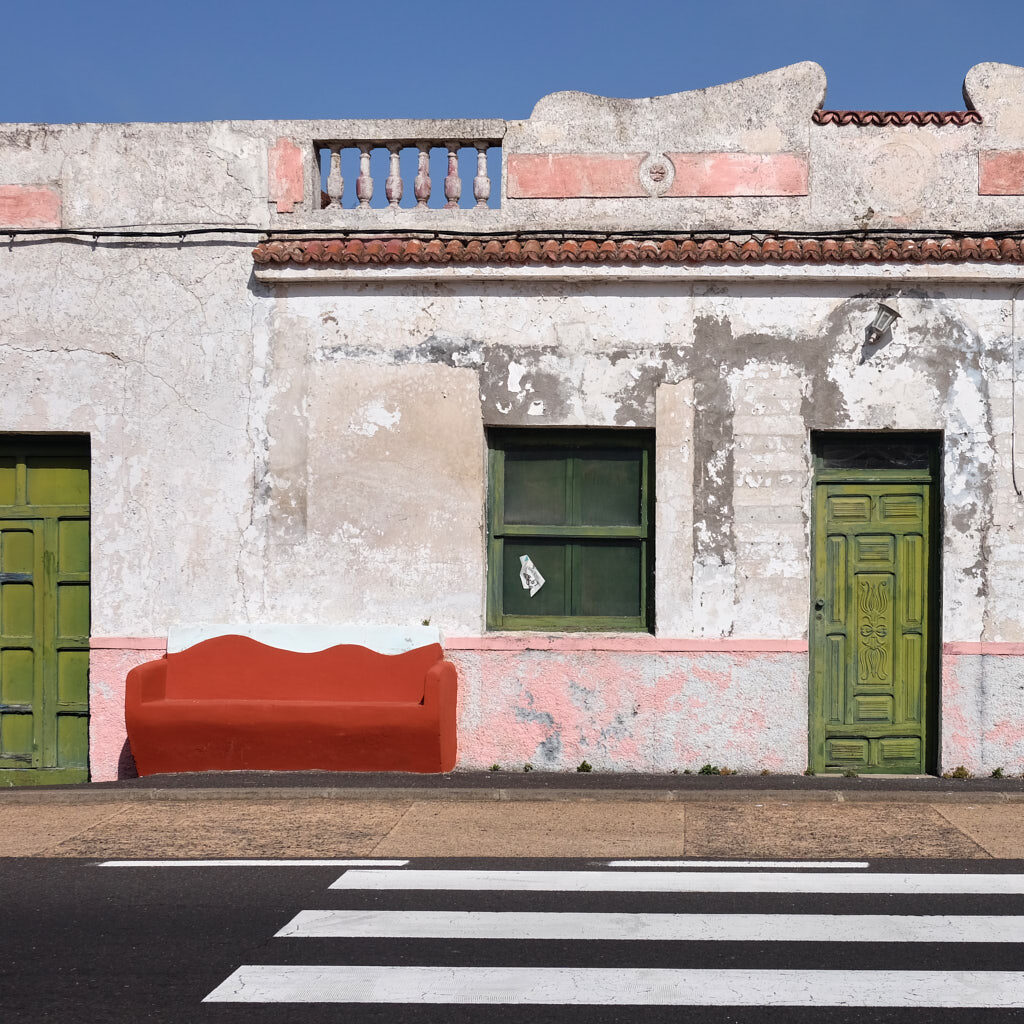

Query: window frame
[486,428,654,632]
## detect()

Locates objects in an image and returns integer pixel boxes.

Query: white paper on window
[519,554,545,597]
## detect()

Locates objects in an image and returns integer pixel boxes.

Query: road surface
[4,856,1024,1022]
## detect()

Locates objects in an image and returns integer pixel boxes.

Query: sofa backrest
[164,635,442,702]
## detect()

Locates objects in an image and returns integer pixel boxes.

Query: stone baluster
[473,142,490,208]
[444,143,461,208]
[414,143,431,207]
[385,144,403,207]
[325,145,344,208]
[356,143,374,208]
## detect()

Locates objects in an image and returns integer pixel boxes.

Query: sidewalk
[2,772,1022,860]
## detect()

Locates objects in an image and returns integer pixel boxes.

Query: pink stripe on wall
[444,636,809,653]
[506,153,808,199]
[979,151,1024,194]
[666,153,808,197]
[87,636,1024,655]
[0,184,61,228]
[90,637,168,650]
[506,154,648,198]
[942,641,1024,656]
[268,137,304,213]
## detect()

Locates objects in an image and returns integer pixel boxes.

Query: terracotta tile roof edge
[813,109,982,126]
[253,236,1024,267]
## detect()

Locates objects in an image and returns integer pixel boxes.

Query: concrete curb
[1,786,1021,805]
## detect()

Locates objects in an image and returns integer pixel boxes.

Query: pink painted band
[943,641,1024,656]
[268,137,304,213]
[506,152,808,199]
[666,152,808,197]
[445,637,809,653]
[979,151,1024,195]
[506,154,646,199]
[88,636,1024,656]
[90,637,168,650]
[0,184,61,228]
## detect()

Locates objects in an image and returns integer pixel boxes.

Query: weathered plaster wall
[942,649,1024,774]
[0,241,261,635]
[266,279,1021,643]
[8,62,1024,239]
[5,63,1024,777]
[261,346,487,631]
[265,278,1021,772]
[451,645,807,773]
[4,241,1023,773]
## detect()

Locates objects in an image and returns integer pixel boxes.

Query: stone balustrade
[314,132,503,213]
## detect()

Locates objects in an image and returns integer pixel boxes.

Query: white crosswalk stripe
[205,966,1024,1007]
[204,864,1024,1009]
[275,908,1024,943]
[607,859,869,868]
[330,867,1024,894]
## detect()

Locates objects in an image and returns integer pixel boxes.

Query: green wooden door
[0,439,90,785]
[809,439,937,774]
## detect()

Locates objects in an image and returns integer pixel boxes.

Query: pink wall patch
[506,154,647,199]
[506,153,807,199]
[89,641,167,781]
[944,640,1024,655]
[979,151,1024,195]
[268,138,305,213]
[451,647,808,773]
[666,153,808,197]
[0,184,61,228]
[445,636,808,653]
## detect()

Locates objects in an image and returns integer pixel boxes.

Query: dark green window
[487,429,654,631]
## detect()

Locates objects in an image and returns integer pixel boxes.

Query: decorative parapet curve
[13,62,1024,237]
[257,62,1024,234]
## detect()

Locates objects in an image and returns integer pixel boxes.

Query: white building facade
[2,62,1024,781]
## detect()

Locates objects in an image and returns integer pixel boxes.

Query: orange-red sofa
[125,634,457,775]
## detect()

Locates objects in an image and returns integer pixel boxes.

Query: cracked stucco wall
[4,91,1024,775]
[268,279,1023,642]
[3,242,1024,772]
[0,241,261,635]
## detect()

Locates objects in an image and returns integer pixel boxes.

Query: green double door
[809,436,938,775]
[0,438,90,785]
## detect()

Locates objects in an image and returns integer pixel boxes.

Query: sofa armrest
[126,657,168,706]
[424,659,458,771]
[423,659,456,706]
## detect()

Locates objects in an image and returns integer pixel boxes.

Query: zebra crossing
[203,860,1024,1010]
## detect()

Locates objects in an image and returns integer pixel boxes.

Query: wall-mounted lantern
[866,301,901,344]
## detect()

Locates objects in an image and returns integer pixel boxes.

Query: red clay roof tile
[253,235,1024,268]
[813,110,981,126]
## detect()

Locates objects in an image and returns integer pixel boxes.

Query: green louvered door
[809,436,938,775]
[0,438,90,785]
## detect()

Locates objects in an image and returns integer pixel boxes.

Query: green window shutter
[487,430,653,632]
[503,454,569,526]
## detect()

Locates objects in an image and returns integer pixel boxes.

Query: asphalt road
[3,857,1024,1023]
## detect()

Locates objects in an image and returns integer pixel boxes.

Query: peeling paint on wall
[8,74,1024,775]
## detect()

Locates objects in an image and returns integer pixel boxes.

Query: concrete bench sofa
[125,625,457,775]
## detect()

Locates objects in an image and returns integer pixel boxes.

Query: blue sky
[3,0,1024,123]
